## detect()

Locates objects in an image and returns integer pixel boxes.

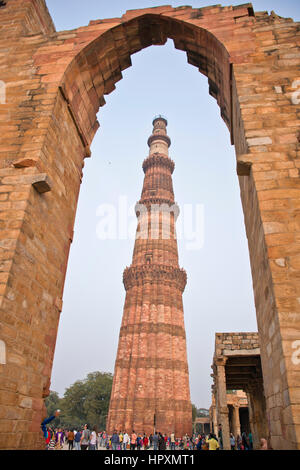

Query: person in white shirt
[123,431,130,450]
[89,427,97,450]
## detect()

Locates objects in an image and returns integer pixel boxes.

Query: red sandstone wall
[0,0,299,449]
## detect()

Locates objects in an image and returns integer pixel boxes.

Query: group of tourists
[107,431,194,451]
[42,420,265,451]
[42,411,269,451]
[229,431,254,450]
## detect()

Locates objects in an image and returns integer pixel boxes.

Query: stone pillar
[246,380,269,450]
[212,404,218,436]
[215,358,230,450]
[233,405,241,439]
[246,392,255,446]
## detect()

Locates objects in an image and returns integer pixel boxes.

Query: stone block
[31,174,51,193]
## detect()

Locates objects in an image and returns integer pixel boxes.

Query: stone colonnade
[210,391,248,443]
[212,333,269,450]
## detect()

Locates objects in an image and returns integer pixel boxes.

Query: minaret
[107,116,192,437]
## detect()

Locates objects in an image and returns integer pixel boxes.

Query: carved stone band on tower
[106,117,192,436]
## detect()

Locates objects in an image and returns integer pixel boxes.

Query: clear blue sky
[46,1,300,409]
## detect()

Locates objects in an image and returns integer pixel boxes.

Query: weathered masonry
[211,332,268,450]
[0,0,299,449]
[210,390,250,444]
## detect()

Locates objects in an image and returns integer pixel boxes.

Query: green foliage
[45,371,113,430]
[45,390,61,416]
[195,422,203,434]
[192,403,197,422]
[45,391,62,428]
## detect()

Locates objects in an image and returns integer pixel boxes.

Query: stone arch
[59,15,234,146]
[0,0,299,450]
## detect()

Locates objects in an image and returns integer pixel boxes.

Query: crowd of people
[42,414,268,450]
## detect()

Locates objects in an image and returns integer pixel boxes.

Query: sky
[46,1,300,409]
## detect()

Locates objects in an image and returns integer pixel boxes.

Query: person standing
[74,429,81,450]
[249,432,253,450]
[196,436,202,450]
[143,434,149,450]
[152,432,158,450]
[230,433,235,450]
[48,430,56,450]
[101,431,107,448]
[242,431,249,450]
[111,430,120,451]
[201,437,209,451]
[206,433,220,451]
[89,427,97,450]
[80,425,90,450]
[55,428,64,450]
[170,432,176,450]
[118,431,123,450]
[123,431,129,450]
[218,425,223,450]
[67,430,75,450]
[158,433,166,450]
[130,430,137,450]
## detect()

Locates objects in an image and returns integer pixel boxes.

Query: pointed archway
[0,1,299,449]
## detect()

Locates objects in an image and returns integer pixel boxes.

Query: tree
[83,372,113,430]
[58,371,113,430]
[192,404,197,423]
[45,391,62,427]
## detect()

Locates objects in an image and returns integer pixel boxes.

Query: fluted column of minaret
[107,117,192,437]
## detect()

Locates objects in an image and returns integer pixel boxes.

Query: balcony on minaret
[148,116,171,156]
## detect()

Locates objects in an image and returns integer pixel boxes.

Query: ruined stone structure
[210,390,250,441]
[194,416,211,435]
[106,117,192,436]
[0,0,299,449]
[196,390,250,439]
[227,390,250,439]
[211,333,268,449]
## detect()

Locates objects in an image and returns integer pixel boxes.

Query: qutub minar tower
[107,116,192,436]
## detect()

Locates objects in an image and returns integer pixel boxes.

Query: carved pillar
[212,404,218,436]
[233,404,241,439]
[215,358,230,450]
[210,391,218,436]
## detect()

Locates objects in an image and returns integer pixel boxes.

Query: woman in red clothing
[143,434,149,450]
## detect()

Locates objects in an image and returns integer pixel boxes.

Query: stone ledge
[223,347,261,356]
